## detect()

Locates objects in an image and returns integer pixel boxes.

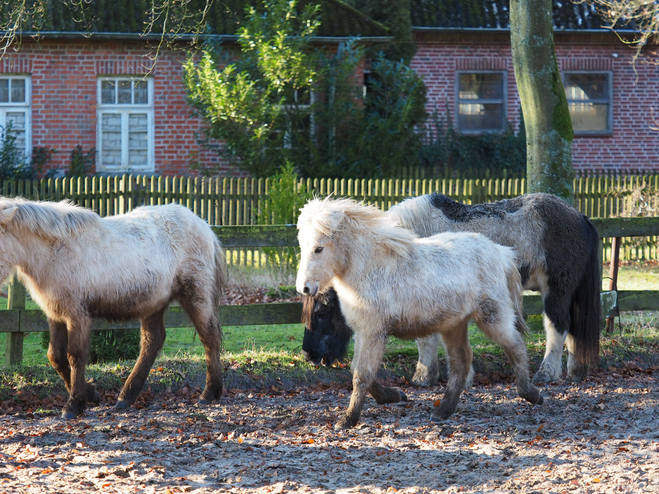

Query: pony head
[296,197,413,297]
[295,197,350,297]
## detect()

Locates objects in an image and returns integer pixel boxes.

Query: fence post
[4,274,26,366]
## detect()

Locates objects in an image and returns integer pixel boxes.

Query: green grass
[0,263,657,403]
[605,260,659,290]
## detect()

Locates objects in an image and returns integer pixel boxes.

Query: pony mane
[299,197,416,257]
[0,197,100,240]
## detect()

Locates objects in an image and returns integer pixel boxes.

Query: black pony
[302,192,601,384]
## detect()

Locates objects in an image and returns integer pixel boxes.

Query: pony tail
[570,219,601,366]
[505,248,529,335]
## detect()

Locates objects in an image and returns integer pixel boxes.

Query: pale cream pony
[0,198,226,419]
[296,197,543,429]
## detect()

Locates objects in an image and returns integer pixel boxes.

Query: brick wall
[411,31,659,173]
[0,38,242,177]
[3,33,657,177]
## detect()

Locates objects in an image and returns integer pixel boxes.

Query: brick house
[409,0,659,174]
[0,0,388,176]
[2,0,658,176]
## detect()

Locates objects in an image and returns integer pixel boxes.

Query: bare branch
[574,0,659,64]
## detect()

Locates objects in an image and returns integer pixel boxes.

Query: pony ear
[0,207,17,225]
[327,210,347,232]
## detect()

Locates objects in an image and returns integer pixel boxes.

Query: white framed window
[97,77,154,173]
[279,88,314,148]
[563,72,612,135]
[0,75,31,159]
[456,72,506,133]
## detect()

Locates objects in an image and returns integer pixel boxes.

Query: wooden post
[605,237,621,333]
[4,274,26,366]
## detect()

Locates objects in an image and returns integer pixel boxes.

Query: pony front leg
[47,320,100,408]
[116,309,166,410]
[61,318,93,420]
[335,333,386,430]
[431,322,472,422]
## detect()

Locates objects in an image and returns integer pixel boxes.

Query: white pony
[296,197,543,429]
[0,198,226,419]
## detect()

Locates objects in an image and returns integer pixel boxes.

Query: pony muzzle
[298,281,320,297]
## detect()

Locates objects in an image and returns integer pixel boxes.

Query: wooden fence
[2,173,658,262]
[2,217,659,367]
[1,173,657,222]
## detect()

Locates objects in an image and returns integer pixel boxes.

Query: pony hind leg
[180,300,223,404]
[565,333,589,382]
[475,301,543,406]
[413,333,475,388]
[533,292,571,384]
[431,320,473,422]
[115,308,167,410]
[412,333,442,386]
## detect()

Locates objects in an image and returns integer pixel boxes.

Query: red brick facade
[411,30,659,173]
[0,38,236,176]
[2,31,657,176]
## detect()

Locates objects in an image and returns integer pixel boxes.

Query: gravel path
[1,367,657,494]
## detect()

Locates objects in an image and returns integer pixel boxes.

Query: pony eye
[314,246,324,254]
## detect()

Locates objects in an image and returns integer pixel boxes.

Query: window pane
[458,103,503,131]
[0,80,8,103]
[459,73,503,100]
[118,80,132,104]
[569,103,609,132]
[6,111,26,155]
[10,79,25,103]
[101,81,115,104]
[101,112,122,167]
[565,74,608,101]
[134,80,148,104]
[128,113,148,168]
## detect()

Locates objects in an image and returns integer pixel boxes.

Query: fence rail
[3,217,659,367]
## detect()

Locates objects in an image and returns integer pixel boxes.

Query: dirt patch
[222,285,302,306]
[1,368,658,494]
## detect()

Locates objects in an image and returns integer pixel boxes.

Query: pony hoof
[61,410,80,420]
[532,369,561,384]
[520,390,544,406]
[114,400,131,410]
[198,399,213,406]
[430,413,447,424]
[430,406,454,423]
[399,390,408,402]
[334,417,356,430]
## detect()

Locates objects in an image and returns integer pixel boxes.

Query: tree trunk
[510,0,575,201]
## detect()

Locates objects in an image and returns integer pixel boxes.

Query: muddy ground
[0,364,657,494]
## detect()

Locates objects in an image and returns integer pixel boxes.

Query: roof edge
[7,31,393,44]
